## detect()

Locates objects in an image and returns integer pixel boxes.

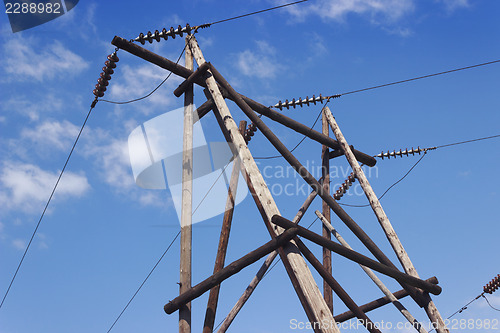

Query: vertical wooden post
[202,121,245,333]
[321,113,333,313]
[187,36,339,333]
[322,106,448,333]
[179,36,193,333]
[316,211,429,333]
[218,189,318,333]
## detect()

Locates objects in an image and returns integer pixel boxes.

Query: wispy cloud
[12,238,26,250]
[21,120,80,151]
[2,95,64,122]
[234,40,285,79]
[0,161,90,214]
[2,37,89,82]
[282,0,415,23]
[438,0,469,12]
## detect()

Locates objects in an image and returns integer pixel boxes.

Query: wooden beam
[322,106,448,333]
[110,35,376,167]
[295,238,382,333]
[164,228,299,314]
[202,121,245,333]
[271,215,442,295]
[217,189,318,333]
[316,211,428,333]
[334,277,439,323]
[179,36,194,333]
[186,36,339,332]
[321,114,333,313]
[208,63,428,306]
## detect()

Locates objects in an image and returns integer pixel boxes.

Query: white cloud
[81,129,172,208]
[0,161,90,213]
[235,40,285,79]
[438,0,469,12]
[12,238,26,250]
[2,37,89,82]
[282,0,414,24]
[2,95,64,122]
[21,120,80,151]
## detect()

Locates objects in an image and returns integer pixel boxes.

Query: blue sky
[1,1,499,332]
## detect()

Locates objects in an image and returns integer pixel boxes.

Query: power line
[0,104,96,310]
[341,59,500,96]
[339,151,428,208]
[208,0,309,26]
[436,134,500,149]
[107,230,180,333]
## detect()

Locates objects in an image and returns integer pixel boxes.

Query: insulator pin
[272,94,341,110]
[135,24,193,44]
[483,274,500,294]
[375,146,437,160]
[333,172,356,200]
[93,50,119,99]
[244,122,259,143]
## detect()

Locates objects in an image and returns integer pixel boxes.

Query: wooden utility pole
[187,36,339,332]
[202,121,245,333]
[321,113,333,313]
[322,106,449,333]
[179,36,194,333]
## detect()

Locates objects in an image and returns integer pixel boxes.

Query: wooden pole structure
[207,63,427,307]
[316,211,428,333]
[334,277,439,323]
[271,215,441,295]
[202,121,245,333]
[179,36,194,333]
[186,36,340,332]
[322,106,448,333]
[321,113,333,313]
[218,189,318,333]
[295,238,382,333]
[164,228,299,314]
[110,36,377,167]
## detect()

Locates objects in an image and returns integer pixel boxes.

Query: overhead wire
[340,59,500,96]
[0,104,96,310]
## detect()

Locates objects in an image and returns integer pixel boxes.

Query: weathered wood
[321,114,333,314]
[295,238,382,333]
[316,211,428,333]
[195,99,214,122]
[322,106,448,333]
[179,36,194,333]
[202,122,245,333]
[208,63,427,306]
[187,37,339,332]
[271,215,442,295]
[334,277,439,323]
[217,189,318,333]
[174,62,211,97]
[164,227,299,314]
[110,35,376,167]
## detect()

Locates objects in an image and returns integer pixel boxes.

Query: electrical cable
[338,151,428,208]
[340,59,500,96]
[482,294,500,312]
[208,0,309,26]
[0,104,96,310]
[106,230,181,333]
[436,134,500,149]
